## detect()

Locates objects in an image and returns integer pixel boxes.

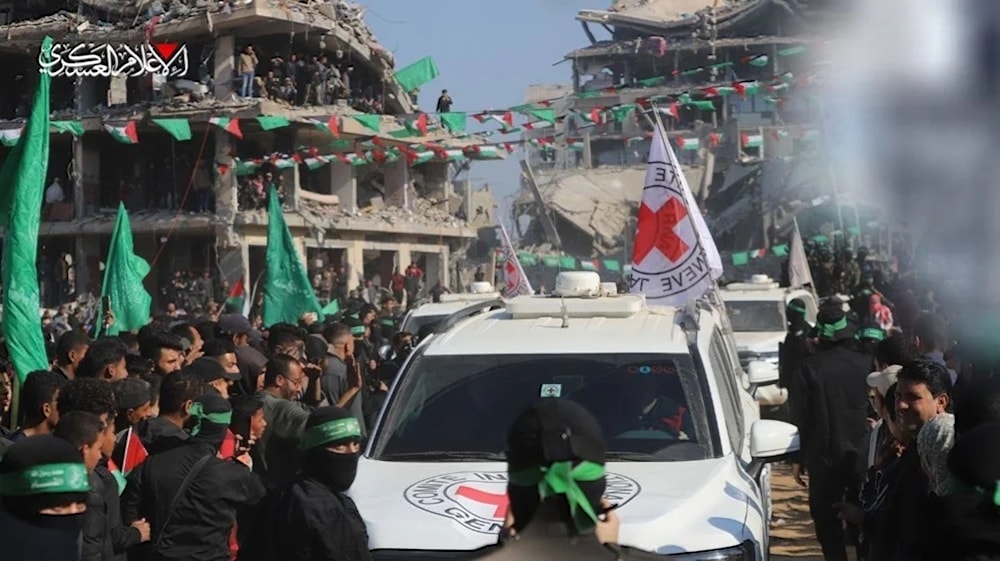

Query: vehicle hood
[349,456,756,554]
[733,331,785,354]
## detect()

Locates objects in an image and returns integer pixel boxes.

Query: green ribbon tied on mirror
[0,463,90,497]
[818,317,848,338]
[187,402,233,437]
[508,460,606,527]
[300,417,362,451]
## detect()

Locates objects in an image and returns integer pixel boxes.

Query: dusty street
[769,463,833,561]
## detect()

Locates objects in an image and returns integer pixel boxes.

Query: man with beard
[121,393,266,561]
[247,407,370,561]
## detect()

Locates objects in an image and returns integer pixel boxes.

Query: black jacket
[473,501,662,561]
[81,462,142,561]
[248,477,372,561]
[135,416,188,455]
[0,506,82,561]
[790,343,873,471]
[882,446,933,561]
[121,439,266,561]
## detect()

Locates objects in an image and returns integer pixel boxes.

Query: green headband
[509,460,605,529]
[0,463,90,496]
[858,327,886,341]
[818,317,849,339]
[350,325,366,336]
[379,318,396,327]
[300,417,362,450]
[187,402,233,437]
[787,303,806,314]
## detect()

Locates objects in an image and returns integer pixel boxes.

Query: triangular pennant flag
[151,118,192,141]
[322,298,340,316]
[120,426,148,475]
[354,114,382,133]
[413,113,428,136]
[529,108,557,124]
[440,112,466,133]
[51,120,84,137]
[256,115,290,131]
[327,116,341,137]
[0,128,23,147]
[104,122,138,144]
[209,117,243,139]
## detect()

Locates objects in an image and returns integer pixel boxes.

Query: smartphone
[101,296,112,316]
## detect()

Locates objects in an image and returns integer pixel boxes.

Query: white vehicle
[720,275,817,408]
[351,271,801,560]
[399,282,501,335]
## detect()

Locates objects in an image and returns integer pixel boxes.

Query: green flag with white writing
[98,203,152,335]
[263,187,322,327]
[0,37,54,382]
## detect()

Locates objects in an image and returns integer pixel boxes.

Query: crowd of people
[0,291,422,560]
[777,248,1000,560]
[238,44,387,114]
[237,170,286,212]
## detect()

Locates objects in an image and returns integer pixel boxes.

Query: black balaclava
[786,298,809,337]
[505,399,607,535]
[300,406,362,493]
[186,392,233,452]
[0,435,90,530]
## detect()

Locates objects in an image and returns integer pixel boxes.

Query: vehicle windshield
[372,353,716,462]
[726,300,786,332]
[401,314,449,336]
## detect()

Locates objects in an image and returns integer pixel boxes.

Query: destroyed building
[515,0,871,268]
[0,0,500,307]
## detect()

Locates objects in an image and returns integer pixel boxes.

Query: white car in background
[399,282,501,336]
[351,272,801,560]
[721,275,817,409]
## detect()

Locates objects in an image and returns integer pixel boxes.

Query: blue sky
[363,0,609,206]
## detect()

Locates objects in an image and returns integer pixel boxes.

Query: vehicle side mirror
[377,344,392,361]
[747,360,778,390]
[748,420,800,479]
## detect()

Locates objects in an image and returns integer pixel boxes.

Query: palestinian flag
[742,133,764,149]
[105,121,138,144]
[108,427,149,495]
[579,260,600,272]
[210,117,243,139]
[676,137,700,151]
[225,277,245,312]
[119,427,149,474]
[0,128,23,147]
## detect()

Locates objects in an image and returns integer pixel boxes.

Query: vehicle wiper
[380,451,506,462]
[605,451,656,461]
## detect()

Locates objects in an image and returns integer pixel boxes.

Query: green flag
[394,56,439,92]
[152,118,192,141]
[439,112,466,133]
[322,299,340,316]
[98,203,152,335]
[0,37,54,382]
[263,187,322,327]
[255,116,290,131]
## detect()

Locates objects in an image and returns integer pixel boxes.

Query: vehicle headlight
[666,541,755,560]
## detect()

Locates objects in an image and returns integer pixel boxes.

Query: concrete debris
[608,0,719,19]
[295,196,468,230]
[518,165,704,256]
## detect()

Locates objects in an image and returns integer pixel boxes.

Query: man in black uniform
[790,306,872,561]
[248,407,371,561]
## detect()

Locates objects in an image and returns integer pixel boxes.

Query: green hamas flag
[98,203,152,335]
[263,187,322,327]
[394,56,439,92]
[0,37,55,382]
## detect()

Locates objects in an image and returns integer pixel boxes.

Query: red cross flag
[629,122,722,305]
[498,221,534,297]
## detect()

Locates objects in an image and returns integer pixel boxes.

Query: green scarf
[187,402,233,437]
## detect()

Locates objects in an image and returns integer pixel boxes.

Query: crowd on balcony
[237,44,387,113]
[237,169,286,211]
